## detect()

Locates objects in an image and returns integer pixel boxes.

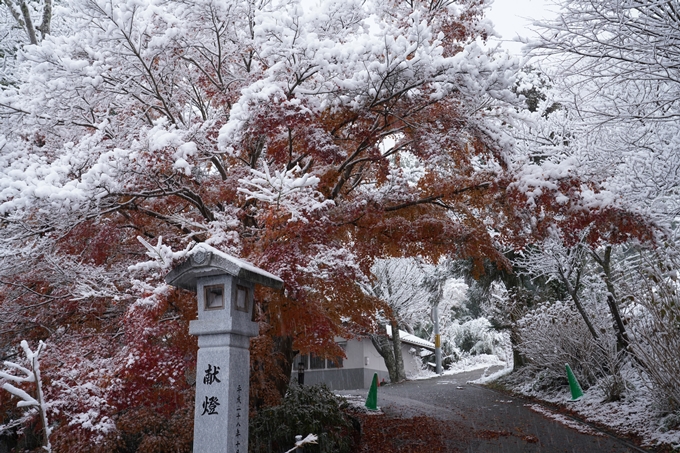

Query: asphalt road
[339,368,650,453]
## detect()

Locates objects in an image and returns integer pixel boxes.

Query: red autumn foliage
[0,0,658,451]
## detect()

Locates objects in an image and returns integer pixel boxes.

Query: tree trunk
[390,321,406,382]
[510,330,525,369]
[498,269,527,369]
[273,335,296,397]
[370,334,398,383]
[18,0,38,45]
[37,0,52,39]
[557,263,601,342]
[30,343,51,453]
[250,334,296,410]
[590,246,631,351]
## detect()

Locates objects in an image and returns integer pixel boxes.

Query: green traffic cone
[365,373,378,410]
[565,363,584,401]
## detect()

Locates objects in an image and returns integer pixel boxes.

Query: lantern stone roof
[165,244,283,291]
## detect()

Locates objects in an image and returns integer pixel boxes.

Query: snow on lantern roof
[165,244,283,291]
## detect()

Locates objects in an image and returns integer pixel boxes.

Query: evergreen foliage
[249,384,356,453]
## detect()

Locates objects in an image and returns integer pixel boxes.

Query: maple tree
[0,0,661,450]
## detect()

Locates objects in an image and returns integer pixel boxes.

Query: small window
[205,285,225,310]
[327,357,343,368]
[235,285,249,312]
[327,342,346,368]
[310,354,325,370]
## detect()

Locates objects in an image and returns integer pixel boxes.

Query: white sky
[485,0,557,54]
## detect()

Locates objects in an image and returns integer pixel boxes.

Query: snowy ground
[523,403,605,437]
[409,353,508,381]
[340,393,384,415]
[503,382,680,450]
[410,352,679,450]
[483,363,680,451]
[341,352,679,450]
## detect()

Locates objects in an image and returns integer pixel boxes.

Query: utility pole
[432,283,442,375]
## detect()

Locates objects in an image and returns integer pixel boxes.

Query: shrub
[516,300,614,390]
[659,411,680,433]
[446,318,501,356]
[249,383,357,453]
[627,258,680,412]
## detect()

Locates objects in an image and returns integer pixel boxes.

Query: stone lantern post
[166,244,283,453]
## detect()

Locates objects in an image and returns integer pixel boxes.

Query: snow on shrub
[441,317,510,365]
[516,300,616,391]
[627,256,680,412]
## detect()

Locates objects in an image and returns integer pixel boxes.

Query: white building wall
[342,337,366,370]
[359,338,388,372]
[360,337,389,388]
[401,344,422,376]
[290,337,428,390]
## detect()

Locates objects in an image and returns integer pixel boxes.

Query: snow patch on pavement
[470,365,514,384]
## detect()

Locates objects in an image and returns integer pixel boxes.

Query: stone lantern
[166,244,283,453]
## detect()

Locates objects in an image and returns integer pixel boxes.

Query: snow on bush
[435,317,511,369]
[446,317,499,356]
[515,300,616,391]
[626,255,680,413]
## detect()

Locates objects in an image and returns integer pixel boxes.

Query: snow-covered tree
[507,0,679,382]
[0,0,659,447]
[363,258,431,382]
[0,0,531,445]
[364,257,476,378]
[625,248,680,411]
[527,0,680,229]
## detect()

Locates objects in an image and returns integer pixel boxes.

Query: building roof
[385,325,435,351]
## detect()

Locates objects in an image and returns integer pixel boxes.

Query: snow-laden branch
[128,236,192,272]
[2,383,39,407]
[0,360,34,383]
[238,161,320,206]
[0,340,51,452]
[238,161,333,222]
